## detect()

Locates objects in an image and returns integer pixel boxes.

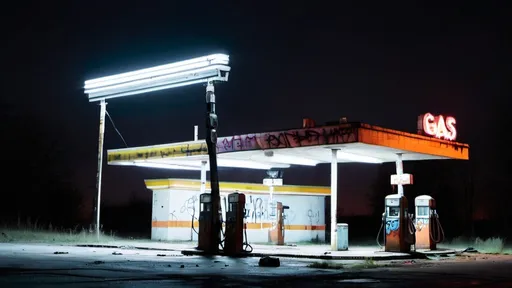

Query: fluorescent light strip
[85,54,229,88]
[89,79,210,102]
[86,65,228,96]
[134,162,202,171]
[85,64,229,95]
[85,61,210,90]
[218,159,276,170]
[337,152,383,164]
[134,158,289,170]
[252,154,320,166]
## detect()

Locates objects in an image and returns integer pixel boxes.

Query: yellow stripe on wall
[151,221,325,231]
[145,178,330,196]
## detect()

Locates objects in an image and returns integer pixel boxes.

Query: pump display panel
[387,207,400,217]
[228,193,239,202]
[417,206,429,217]
[200,194,211,203]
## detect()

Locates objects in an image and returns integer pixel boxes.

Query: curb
[75,244,180,252]
[180,249,418,261]
[74,244,452,261]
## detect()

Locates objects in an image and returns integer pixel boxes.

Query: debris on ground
[53,251,68,254]
[403,260,416,265]
[258,256,280,267]
[91,260,104,265]
[180,265,185,268]
[112,252,123,255]
[462,247,478,253]
[157,254,166,257]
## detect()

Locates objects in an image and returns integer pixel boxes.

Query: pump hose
[430,214,445,243]
[376,221,384,248]
[407,214,416,235]
[243,224,253,253]
[191,215,199,235]
[219,219,226,249]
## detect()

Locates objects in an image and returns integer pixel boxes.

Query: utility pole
[205,81,221,253]
[95,100,106,240]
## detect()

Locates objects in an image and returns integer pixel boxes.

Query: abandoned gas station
[107,116,469,253]
[84,53,469,257]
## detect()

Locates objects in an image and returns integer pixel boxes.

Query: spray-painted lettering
[217,134,258,153]
[385,219,399,235]
[216,126,357,154]
[307,209,320,224]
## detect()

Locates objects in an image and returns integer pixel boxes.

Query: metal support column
[396,153,404,196]
[205,81,221,253]
[95,100,107,240]
[330,149,338,251]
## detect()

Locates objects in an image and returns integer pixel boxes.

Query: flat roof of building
[145,178,331,196]
[108,122,469,171]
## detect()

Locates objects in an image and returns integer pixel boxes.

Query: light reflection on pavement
[0,243,511,287]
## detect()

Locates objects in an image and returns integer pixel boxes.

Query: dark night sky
[3,1,507,216]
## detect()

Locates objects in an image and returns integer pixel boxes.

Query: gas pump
[224,192,246,255]
[383,194,416,253]
[198,193,213,251]
[269,202,289,245]
[414,195,445,250]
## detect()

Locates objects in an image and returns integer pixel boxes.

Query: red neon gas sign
[419,113,457,141]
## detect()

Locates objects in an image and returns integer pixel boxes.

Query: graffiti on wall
[244,196,268,223]
[216,126,357,153]
[307,209,320,225]
[109,143,208,162]
[385,219,399,235]
[110,125,357,162]
[181,195,199,220]
[415,219,429,232]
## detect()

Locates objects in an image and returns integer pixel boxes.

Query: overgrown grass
[351,257,379,269]
[443,236,511,254]
[0,222,117,244]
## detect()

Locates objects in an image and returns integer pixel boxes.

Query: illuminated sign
[418,113,457,141]
[390,174,413,185]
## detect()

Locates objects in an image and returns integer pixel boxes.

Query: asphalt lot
[0,243,511,287]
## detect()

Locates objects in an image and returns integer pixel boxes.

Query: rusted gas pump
[268,202,289,245]
[198,193,214,251]
[383,194,416,253]
[224,192,246,255]
[415,195,444,250]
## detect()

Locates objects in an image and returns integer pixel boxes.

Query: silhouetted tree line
[1,110,84,229]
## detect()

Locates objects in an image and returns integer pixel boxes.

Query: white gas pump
[414,195,444,250]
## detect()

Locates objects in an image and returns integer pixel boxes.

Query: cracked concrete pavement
[0,243,511,287]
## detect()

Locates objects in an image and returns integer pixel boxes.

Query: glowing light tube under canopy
[119,158,290,171]
[134,162,202,171]
[337,152,383,164]
[252,154,320,166]
[84,54,230,102]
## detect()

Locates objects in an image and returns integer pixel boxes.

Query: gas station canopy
[107,121,469,170]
